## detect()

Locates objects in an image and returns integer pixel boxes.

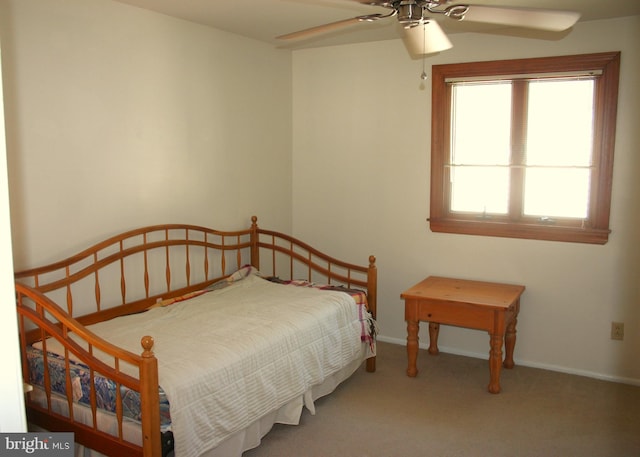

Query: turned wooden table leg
[503,315,518,369]
[402,277,525,394]
[406,320,419,377]
[428,322,440,355]
[488,333,503,394]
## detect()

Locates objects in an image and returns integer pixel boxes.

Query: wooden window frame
[430,52,621,244]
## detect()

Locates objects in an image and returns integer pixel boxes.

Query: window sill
[429,218,610,244]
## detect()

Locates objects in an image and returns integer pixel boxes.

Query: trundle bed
[15,216,377,457]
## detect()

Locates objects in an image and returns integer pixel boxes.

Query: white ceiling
[111,0,640,50]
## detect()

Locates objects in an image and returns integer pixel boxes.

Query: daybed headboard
[15,216,377,333]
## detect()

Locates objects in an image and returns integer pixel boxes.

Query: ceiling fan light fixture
[403,19,453,55]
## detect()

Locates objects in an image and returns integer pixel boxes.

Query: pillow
[147,265,262,310]
[204,264,261,290]
[226,264,261,282]
[146,290,209,310]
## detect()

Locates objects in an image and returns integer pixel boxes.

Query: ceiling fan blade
[459,6,580,32]
[350,0,391,4]
[277,17,365,40]
[403,20,453,55]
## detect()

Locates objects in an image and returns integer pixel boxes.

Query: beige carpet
[243,342,640,457]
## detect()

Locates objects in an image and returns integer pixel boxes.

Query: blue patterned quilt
[25,346,172,428]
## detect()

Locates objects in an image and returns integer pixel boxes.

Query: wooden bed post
[366,255,377,373]
[250,216,260,270]
[139,336,161,457]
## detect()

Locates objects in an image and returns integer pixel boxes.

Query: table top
[401,276,525,309]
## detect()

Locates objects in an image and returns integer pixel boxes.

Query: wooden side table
[401,276,525,394]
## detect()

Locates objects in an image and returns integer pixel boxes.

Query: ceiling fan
[276,0,581,55]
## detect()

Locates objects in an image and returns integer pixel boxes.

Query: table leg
[488,333,503,394]
[503,315,518,369]
[406,320,419,377]
[428,322,440,355]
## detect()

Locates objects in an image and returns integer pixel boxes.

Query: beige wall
[292,16,640,384]
[1,0,293,269]
[0,34,27,431]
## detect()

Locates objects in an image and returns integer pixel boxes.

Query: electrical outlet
[611,322,624,340]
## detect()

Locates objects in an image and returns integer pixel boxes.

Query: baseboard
[376,335,640,387]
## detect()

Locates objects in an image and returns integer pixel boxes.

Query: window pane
[450,166,509,214]
[451,83,512,166]
[524,168,590,218]
[526,79,594,167]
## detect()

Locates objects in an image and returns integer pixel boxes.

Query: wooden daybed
[15,216,377,457]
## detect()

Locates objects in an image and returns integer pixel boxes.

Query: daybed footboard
[16,284,161,457]
[15,216,377,456]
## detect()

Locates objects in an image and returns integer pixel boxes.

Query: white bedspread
[55,274,368,457]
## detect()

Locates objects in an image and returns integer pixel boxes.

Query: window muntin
[430,53,620,244]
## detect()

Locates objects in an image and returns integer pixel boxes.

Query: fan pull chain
[420,23,428,80]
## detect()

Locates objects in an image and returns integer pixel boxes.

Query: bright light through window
[430,52,620,244]
[524,79,594,218]
[451,83,512,166]
[449,79,595,219]
[450,83,511,214]
[524,168,590,218]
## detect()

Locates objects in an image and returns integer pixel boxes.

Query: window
[430,52,620,244]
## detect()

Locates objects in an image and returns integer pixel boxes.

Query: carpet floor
[243,342,640,457]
